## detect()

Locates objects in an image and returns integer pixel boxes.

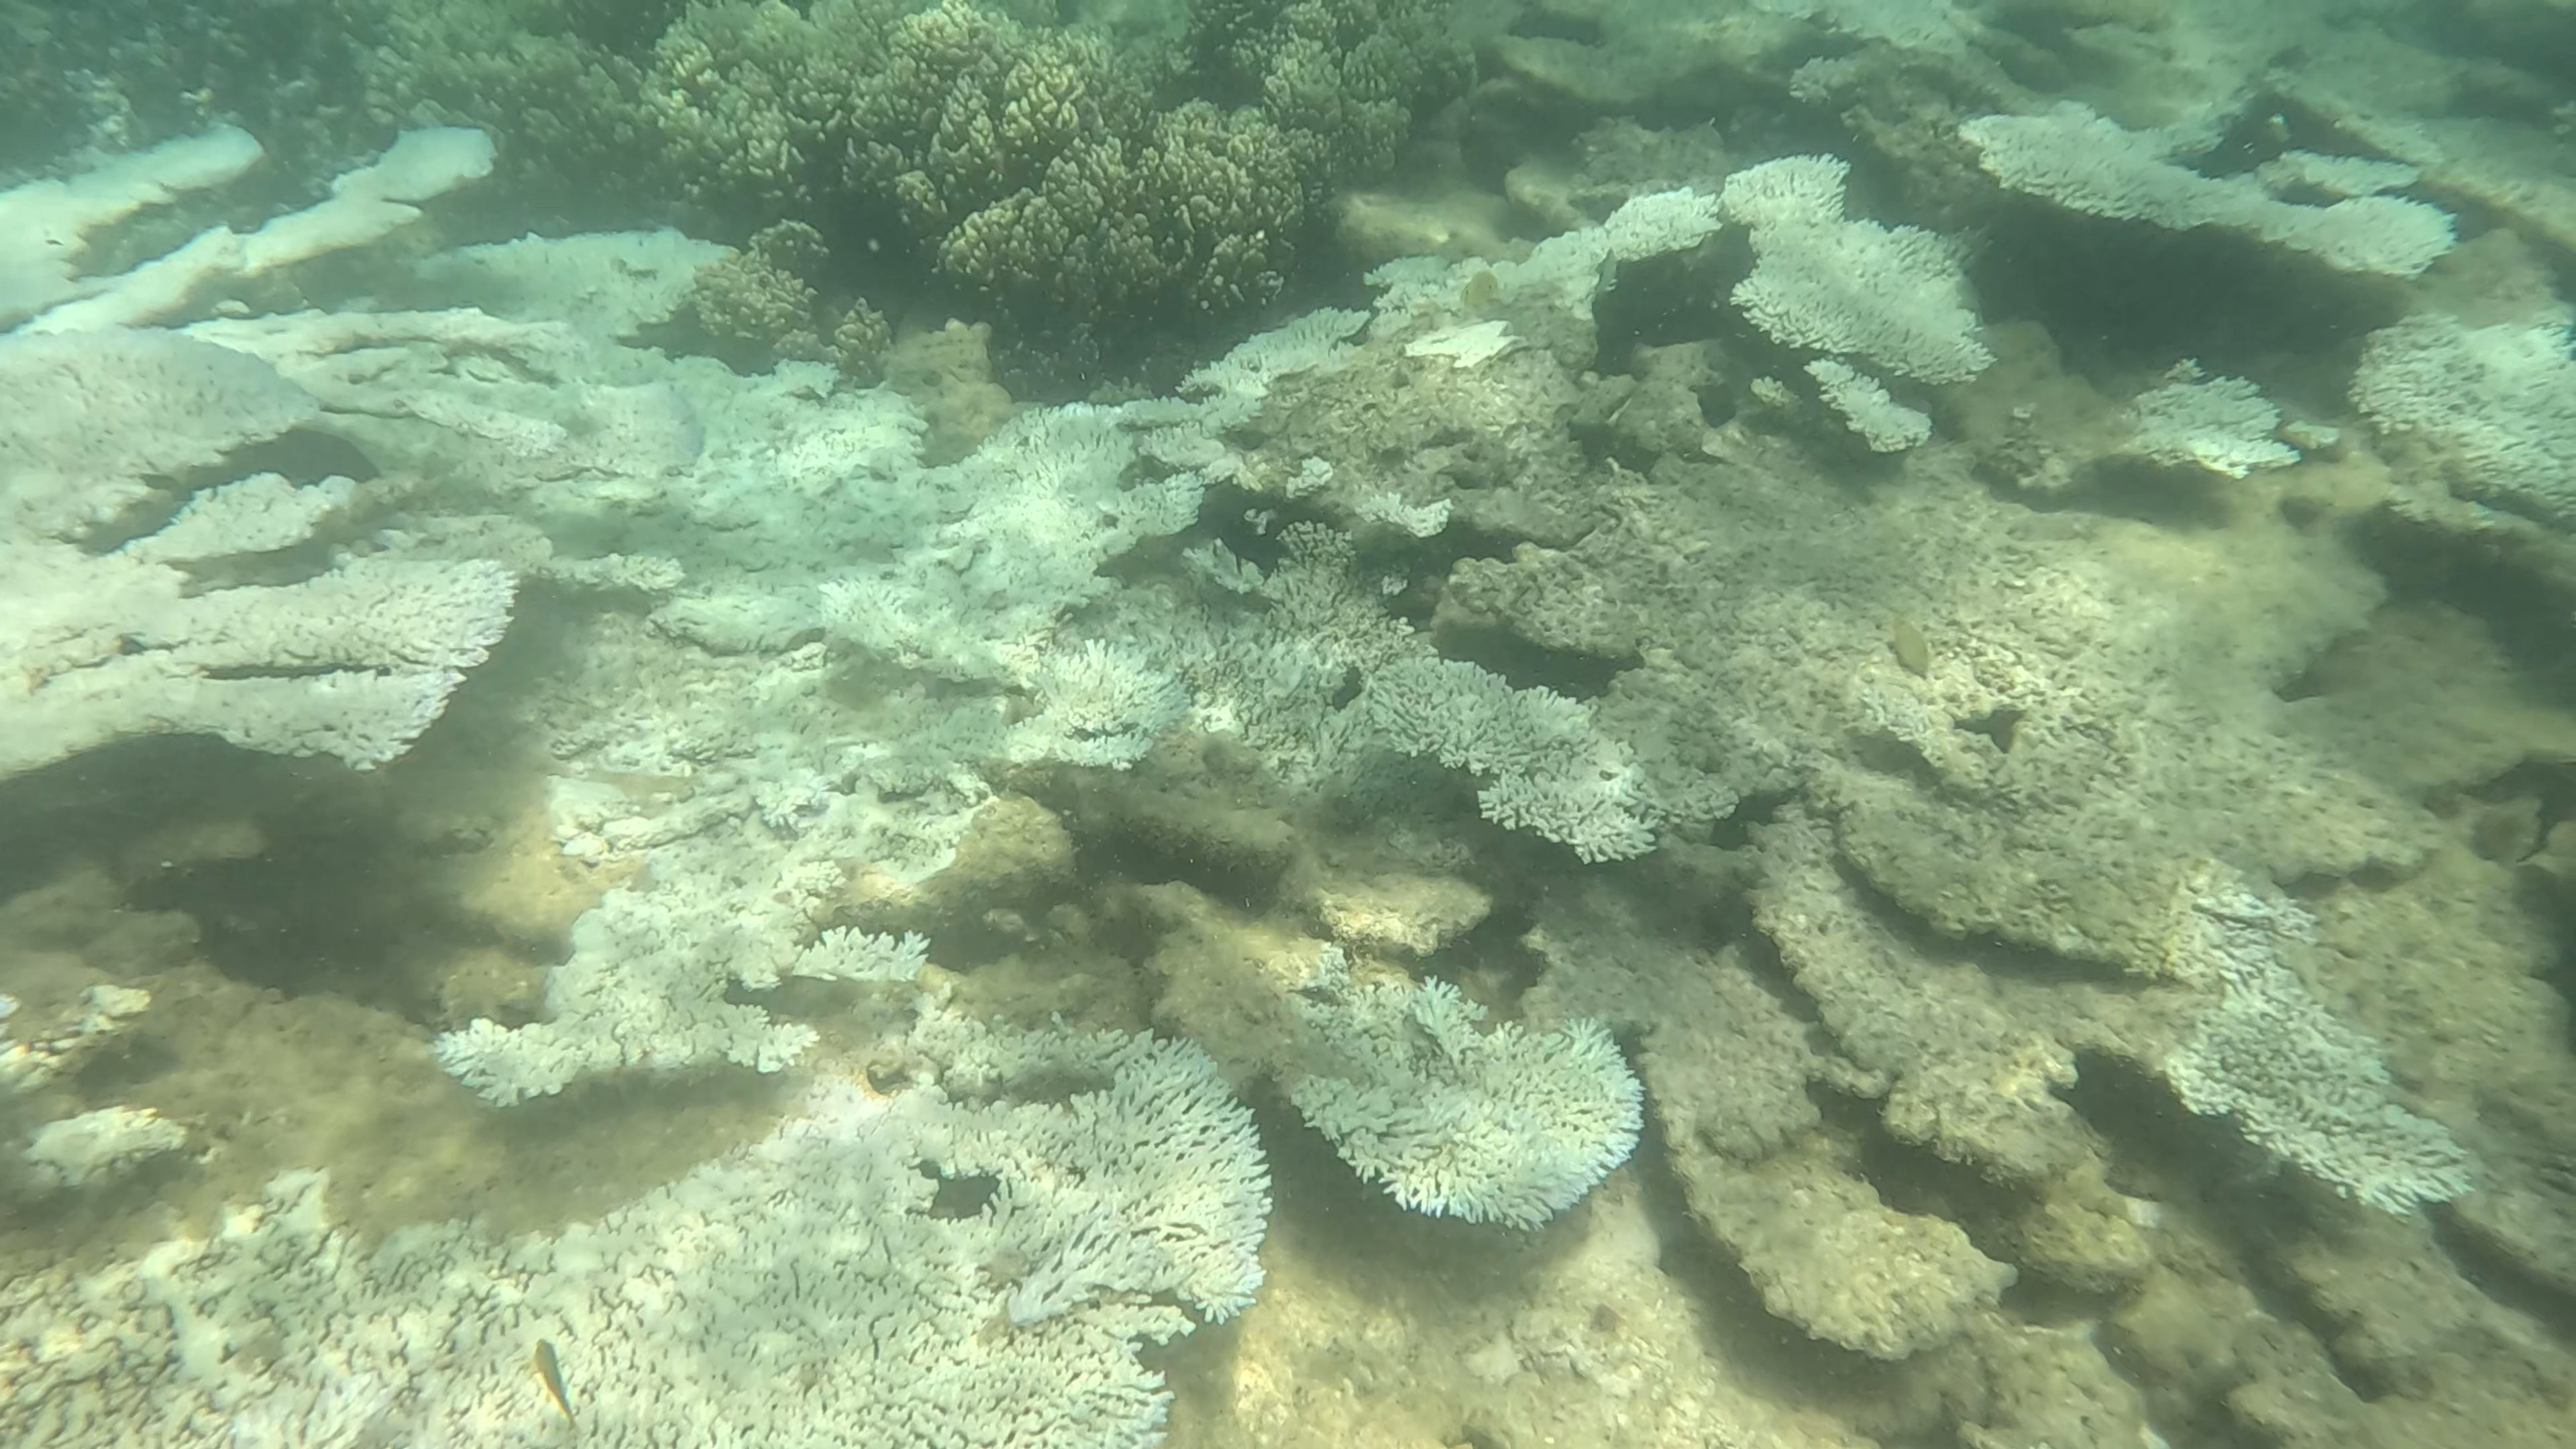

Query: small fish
[1888,614,1932,677]
[532,1339,577,1432]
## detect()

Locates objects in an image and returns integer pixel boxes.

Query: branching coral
[8,0,1468,339]
[647,0,1463,333]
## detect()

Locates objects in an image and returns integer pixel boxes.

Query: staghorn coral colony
[7,0,2576,1446]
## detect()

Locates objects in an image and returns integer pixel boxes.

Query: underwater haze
[5,0,2576,1445]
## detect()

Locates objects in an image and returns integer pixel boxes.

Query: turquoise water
[3,2,2575,1446]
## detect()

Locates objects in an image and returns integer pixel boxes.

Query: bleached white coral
[914,1010,1273,1326]
[0,325,521,780]
[1403,319,1518,369]
[2255,150,2421,199]
[0,328,515,781]
[1598,186,1728,261]
[1180,307,1370,427]
[819,405,1205,682]
[176,307,707,551]
[435,827,926,1102]
[777,927,928,988]
[21,1105,186,1191]
[2161,869,2473,1214]
[1119,526,1730,862]
[2,1014,1270,1448]
[1183,539,1266,594]
[0,327,320,539]
[1,539,515,780]
[1289,969,1642,1228]
[1006,640,1191,770]
[0,126,264,327]
[126,473,359,562]
[1808,359,1933,451]
[1474,761,1664,866]
[1719,156,1993,384]
[1352,490,1454,537]
[2351,312,2576,527]
[402,228,729,340]
[0,986,151,1095]
[439,662,989,1105]
[1112,523,1415,780]
[9,127,495,336]
[1715,155,1851,231]
[2129,365,2299,477]
[6,989,184,1197]
[1962,103,2455,276]
[1368,187,1724,319]
[1359,656,1662,862]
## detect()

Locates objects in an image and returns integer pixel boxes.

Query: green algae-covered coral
[0,0,664,226]
[3,0,1465,337]
[358,0,665,219]
[678,218,893,382]
[647,0,1465,333]
[0,0,376,182]
[934,98,1308,319]
[1187,0,1473,193]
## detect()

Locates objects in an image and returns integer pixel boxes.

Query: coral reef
[2,0,1465,343]
[0,328,516,781]
[643,0,1464,333]
[11,4,2576,1449]
[3,1010,1270,1447]
[2161,867,2475,1212]
[1960,103,2458,277]
[1286,948,1641,1228]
